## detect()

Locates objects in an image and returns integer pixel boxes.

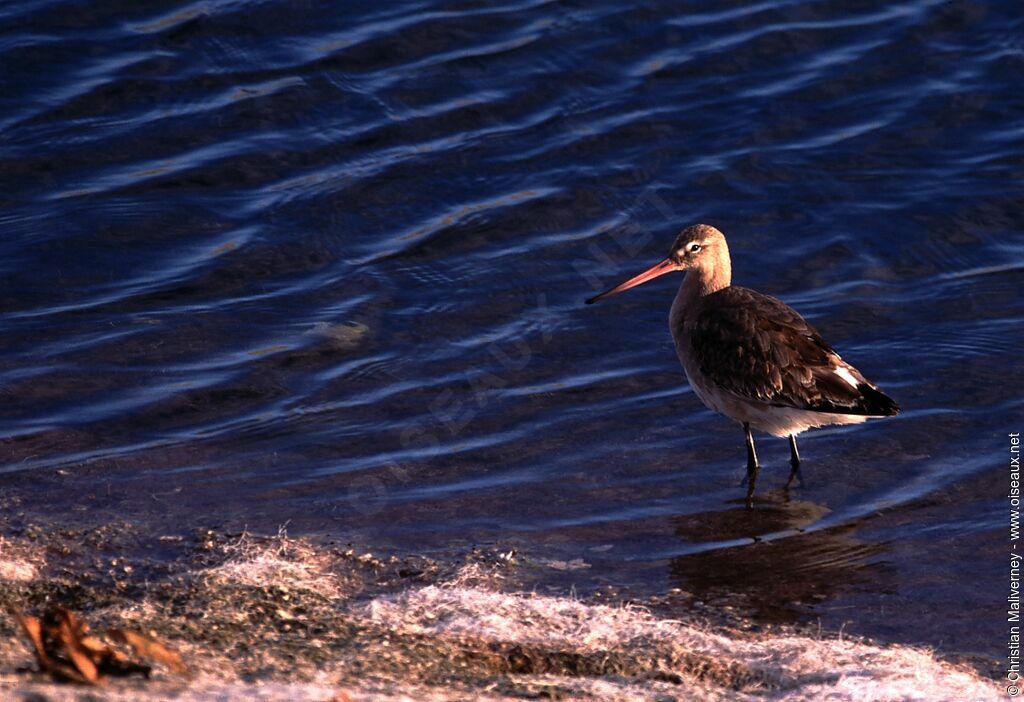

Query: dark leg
[744,423,759,507]
[745,423,760,472]
[785,434,803,490]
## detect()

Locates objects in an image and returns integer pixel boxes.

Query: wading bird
[586,224,897,503]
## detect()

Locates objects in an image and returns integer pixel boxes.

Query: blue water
[1,0,1022,659]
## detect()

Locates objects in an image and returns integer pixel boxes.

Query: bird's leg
[744,423,759,473]
[785,434,804,490]
[744,423,759,507]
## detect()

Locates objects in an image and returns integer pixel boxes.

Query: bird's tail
[857,384,899,417]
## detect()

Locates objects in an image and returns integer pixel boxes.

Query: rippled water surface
[2,0,1022,660]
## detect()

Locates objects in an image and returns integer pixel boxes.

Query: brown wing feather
[690,287,897,415]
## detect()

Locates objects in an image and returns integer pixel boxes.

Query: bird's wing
[689,286,897,416]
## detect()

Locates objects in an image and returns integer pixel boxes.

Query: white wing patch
[834,366,860,388]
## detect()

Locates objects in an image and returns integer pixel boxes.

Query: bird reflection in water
[668,492,890,623]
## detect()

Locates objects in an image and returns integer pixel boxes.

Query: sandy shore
[0,526,1003,701]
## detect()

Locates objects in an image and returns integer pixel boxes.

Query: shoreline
[0,525,1003,701]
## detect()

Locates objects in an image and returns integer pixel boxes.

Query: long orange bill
[585,258,676,305]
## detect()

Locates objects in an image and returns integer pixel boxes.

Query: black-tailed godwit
[586,224,898,502]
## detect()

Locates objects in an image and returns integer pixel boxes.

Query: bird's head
[586,223,727,304]
[667,224,726,270]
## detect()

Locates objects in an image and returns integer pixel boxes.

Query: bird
[586,224,898,503]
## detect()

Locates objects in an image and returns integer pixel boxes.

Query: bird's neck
[682,253,732,301]
[671,257,731,334]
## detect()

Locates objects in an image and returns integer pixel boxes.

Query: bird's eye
[688,243,702,253]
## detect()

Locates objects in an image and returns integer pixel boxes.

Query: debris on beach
[11,607,188,685]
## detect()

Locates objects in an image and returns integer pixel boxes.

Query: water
[1,0,1022,662]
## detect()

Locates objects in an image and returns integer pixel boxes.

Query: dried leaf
[10,610,94,684]
[59,608,89,639]
[12,611,51,668]
[108,629,189,676]
[11,608,176,684]
[78,634,113,656]
[55,611,100,683]
[10,607,188,685]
